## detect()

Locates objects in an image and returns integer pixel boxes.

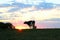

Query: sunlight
[15,26,30,29]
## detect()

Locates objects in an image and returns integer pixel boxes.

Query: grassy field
[0,29,60,40]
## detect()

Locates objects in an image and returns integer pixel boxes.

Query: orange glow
[17,29,23,32]
[15,26,30,29]
[15,26,30,32]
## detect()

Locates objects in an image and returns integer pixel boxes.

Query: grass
[0,29,60,40]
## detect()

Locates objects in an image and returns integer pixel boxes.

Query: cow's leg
[33,26,36,29]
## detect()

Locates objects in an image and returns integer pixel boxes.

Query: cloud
[8,7,20,12]
[16,0,44,5]
[1,6,59,21]
[0,0,60,5]
[0,0,60,12]
[45,0,60,4]
[14,7,60,21]
[36,20,60,28]
[0,6,14,12]
[7,2,33,12]
[0,0,12,4]
[16,0,60,4]
[44,18,60,21]
[0,4,60,21]
[7,2,57,12]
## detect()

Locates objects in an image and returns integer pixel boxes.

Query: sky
[0,0,60,4]
[0,0,60,29]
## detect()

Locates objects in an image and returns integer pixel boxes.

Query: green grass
[0,29,60,40]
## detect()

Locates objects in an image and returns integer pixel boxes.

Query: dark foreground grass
[0,29,60,40]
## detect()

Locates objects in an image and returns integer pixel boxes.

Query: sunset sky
[0,0,60,29]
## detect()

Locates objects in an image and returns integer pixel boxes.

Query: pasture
[0,29,60,40]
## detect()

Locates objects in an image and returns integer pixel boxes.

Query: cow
[5,22,15,29]
[24,20,36,29]
[0,22,5,29]
[0,22,15,30]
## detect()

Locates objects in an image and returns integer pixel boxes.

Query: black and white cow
[24,20,36,29]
